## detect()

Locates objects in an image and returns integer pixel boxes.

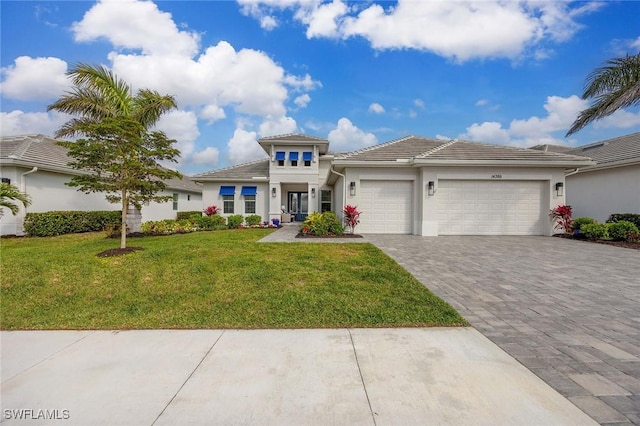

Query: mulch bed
[295,233,363,239]
[96,247,145,257]
[553,234,640,251]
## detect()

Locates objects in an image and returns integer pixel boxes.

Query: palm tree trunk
[121,190,127,249]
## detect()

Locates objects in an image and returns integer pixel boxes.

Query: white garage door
[358,180,413,234]
[438,180,546,235]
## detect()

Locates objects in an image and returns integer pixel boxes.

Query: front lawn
[0,230,467,330]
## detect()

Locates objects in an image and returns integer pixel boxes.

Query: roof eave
[571,158,640,173]
[412,159,597,167]
[190,176,269,183]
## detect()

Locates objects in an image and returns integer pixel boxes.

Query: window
[244,195,256,214]
[321,190,332,212]
[241,186,257,214]
[289,152,299,167]
[220,186,236,213]
[275,151,285,166]
[303,152,313,167]
[1,177,10,184]
[223,195,234,213]
[172,193,179,210]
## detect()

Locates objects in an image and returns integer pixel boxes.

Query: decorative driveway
[367,235,640,425]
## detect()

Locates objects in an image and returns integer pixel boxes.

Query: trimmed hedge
[177,211,202,220]
[572,217,596,231]
[581,223,608,240]
[24,211,121,237]
[607,213,640,229]
[607,221,639,241]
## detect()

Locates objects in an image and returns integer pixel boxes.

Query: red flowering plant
[549,205,573,234]
[203,205,219,216]
[343,205,361,234]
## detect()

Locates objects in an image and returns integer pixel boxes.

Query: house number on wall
[491,174,503,179]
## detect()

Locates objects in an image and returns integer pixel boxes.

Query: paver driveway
[367,235,640,425]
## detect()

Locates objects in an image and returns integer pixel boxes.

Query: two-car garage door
[437,180,546,235]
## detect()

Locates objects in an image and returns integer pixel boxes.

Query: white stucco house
[562,132,640,222]
[193,134,594,236]
[0,134,203,236]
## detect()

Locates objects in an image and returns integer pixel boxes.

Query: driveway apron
[367,235,640,425]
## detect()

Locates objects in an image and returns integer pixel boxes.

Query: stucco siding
[201,182,269,222]
[567,164,640,222]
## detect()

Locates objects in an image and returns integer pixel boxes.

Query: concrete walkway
[1,328,595,425]
[366,235,640,425]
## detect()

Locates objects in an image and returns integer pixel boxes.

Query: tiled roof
[336,136,592,163]
[529,144,574,153]
[564,132,640,166]
[0,134,202,193]
[193,158,270,180]
[259,133,327,142]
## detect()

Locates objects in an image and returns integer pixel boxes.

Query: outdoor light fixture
[271,187,277,198]
[311,188,316,198]
[349,181,356,196]
[427,181,435,196]
[555,182,564,197]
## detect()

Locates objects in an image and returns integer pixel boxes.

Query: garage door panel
[359,181,412,234]
[438,180,545,236]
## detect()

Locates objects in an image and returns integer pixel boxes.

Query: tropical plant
[607,213,640,229]
[581,223,608,240]
[302,211,343,236]
[607,220,639,241]
[245,214,262,226]
[227,214,244,229]
[48,63,180,249]
[203,205,219,216]
[549,205,573,233]
[343,205,361,234]
[0,182,31,218]
[566,52,640,136]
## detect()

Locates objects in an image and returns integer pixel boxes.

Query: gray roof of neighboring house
[0,134,202,193]
[563,132,640,167]
[529,144,574,153]
[259,133,327,142]
[335,136,593,164]
[192,158,270,180]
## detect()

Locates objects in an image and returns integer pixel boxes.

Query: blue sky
[1,0,639,175]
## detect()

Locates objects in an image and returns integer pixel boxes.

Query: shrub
[549,205,573,233]
[227,214,244,229]
[607,220,639,241]
[343,205,361,234]
[245,214,262,226]
[203,205,219,216]
[572,217,596,231]
[581,223,608,240]
[24,210,120,237]
[192,215,226,230]
[607,213,640,229]
[302,211,344,236]
[177,211,201,220]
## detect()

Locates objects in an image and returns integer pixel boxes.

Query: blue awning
[241,186,257,196]
[289,152,299,161]
[303,152,313,161]
[275,151,285,161]
[219,186,235,196]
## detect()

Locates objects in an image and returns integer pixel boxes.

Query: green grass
[0,230,467,330]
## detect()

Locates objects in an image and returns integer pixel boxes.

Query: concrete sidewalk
[1,328,595,425]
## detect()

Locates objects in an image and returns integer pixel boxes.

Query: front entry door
[288,192,308,221]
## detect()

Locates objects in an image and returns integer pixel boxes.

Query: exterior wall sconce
[427,181,435,196]
[271,187,277,198]
[555,182,564,197]
[311,188,316,198]
[349,181,356,196]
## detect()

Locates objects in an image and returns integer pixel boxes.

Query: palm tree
[48,63,178,249]
[566,52,640,136]
[0,183,31,218]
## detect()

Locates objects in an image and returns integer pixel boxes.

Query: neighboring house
[562,133,640,222]
[0,134,203,236]
[193,134,593,236]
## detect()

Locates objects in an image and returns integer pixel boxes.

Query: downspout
[565,168,580,177]
[20,167,38,235]
[329,166,347,215]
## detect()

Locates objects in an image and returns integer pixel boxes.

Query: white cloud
[593,109,640,130]
[0,56,70,101]
[259,115,297,137]
[0,110,69,136]
[227,128,267,164]
[631,37,640,50]
[238,0,320,31]
[368,103,385,114]
[72,0,200,56]
[242,0,598,62]
[200,105,226,124]
[414,98,425,109]
[294,94,311,108]
[475,99,489,107]
[154,109,200,160]
[191,146,220,165]
[462,122,511,145]
[327,117,377,150]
